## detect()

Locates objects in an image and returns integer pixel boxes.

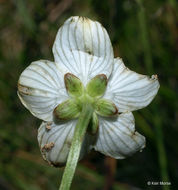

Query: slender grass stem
[154,114,170,190]
[59,103,93,190]
[137,1,170,189]
[137,0,153,74]
[168,0,177,7]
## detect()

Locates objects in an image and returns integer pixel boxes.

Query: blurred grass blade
[137,0,153,74]
[137,1,170,189]
[154,114,170,190]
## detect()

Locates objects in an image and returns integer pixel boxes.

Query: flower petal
[38,121,94,167]
[94,112,145,159]
[53,16,114,85]
[18,60,68,121]
[104,58,160,112]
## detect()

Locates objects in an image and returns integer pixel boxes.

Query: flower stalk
[59,103,93,190]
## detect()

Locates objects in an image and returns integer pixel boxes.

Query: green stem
[154,114,170,190]
[137,0,153,74]
[168,0,177,7]
[59,103,93,190]
[137,1,170,188]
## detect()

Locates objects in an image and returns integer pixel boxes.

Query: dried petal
[38,121,93,167]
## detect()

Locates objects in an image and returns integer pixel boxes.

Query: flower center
[53,73,118,134]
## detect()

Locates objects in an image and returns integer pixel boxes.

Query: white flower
[17,16,160,167]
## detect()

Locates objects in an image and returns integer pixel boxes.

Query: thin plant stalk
[137,0,153,74]
[168,0,177,7]
[59,103,93,190]
[154,114,170,190]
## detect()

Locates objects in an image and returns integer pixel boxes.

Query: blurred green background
[0,0,177,189]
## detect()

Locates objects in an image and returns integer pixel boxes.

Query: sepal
[95,99,118,117]
[53,99,80,121]
[86,74,107,98]
[64,73,84,97]
[87,112,99,135]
